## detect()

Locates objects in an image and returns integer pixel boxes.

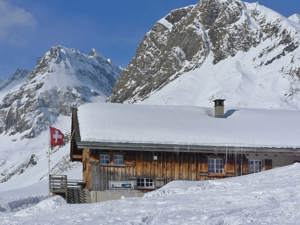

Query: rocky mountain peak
[110,0,300,107]
[196,0,244,28]
[45,45,73,62]
[198,0,244,27]
[0,46,120,137]
[32,46,87,78]
[88,48,98,57]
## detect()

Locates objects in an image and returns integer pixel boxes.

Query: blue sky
[0,0,299,79]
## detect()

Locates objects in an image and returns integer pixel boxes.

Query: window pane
[113,154,124,165]
[208,158,224,173]
[249,160,262,173]
[208,159,215,173]
[137,178,153,188]
[100,154,110,164]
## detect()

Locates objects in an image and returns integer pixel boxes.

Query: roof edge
[76,141,300,154]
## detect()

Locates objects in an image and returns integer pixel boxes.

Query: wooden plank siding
[82,149,268,191]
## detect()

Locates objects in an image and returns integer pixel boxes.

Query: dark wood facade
[81,148,273,191]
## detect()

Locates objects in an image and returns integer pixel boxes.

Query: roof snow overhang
[76,140,300,154]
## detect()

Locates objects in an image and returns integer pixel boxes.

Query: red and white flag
[50,127,64,148]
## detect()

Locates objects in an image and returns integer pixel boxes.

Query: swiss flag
[50,127,64,147]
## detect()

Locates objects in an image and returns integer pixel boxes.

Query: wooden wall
[83,150,270,191]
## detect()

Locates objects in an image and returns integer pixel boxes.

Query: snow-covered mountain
[0,46,120,187]
[289,13,300,24]
[0,69,29,100]
[110,0,300,109]
[0,46,120,138]
[0,69,29,91]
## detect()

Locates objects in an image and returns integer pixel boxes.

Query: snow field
[1,164,300,225]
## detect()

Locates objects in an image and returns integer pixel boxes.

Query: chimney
[213,99,225,118]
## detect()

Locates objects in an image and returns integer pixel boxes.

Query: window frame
[249,159,263,174]
[208,158,224,174]
[100,153,110,165]
[113,154,124,166]
[136,178,155,189]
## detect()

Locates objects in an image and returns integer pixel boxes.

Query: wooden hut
[70,102,300,192]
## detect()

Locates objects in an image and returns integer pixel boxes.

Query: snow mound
[14,196,66,217]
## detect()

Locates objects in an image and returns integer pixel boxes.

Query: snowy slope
[144,50,300,109]
[111,0,300,110]
[0,69,29,102]
[0,115,82,191]
[1,163,300,224]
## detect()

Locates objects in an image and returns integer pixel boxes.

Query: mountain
[0,69,29,89]
[110,0,300,109]
[0,45,120,187]
[0,46,120,137]
[0,69,29,94]
[289,13,300,23]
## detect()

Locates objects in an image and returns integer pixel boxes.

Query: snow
[0,70,28,102]
[0,181,48,212]
[78,102,300,148]
[143,40,300,109]
[0,113,83,214]
[0,115,81,193]
[1,163,300,224]
[31,46,120,96]
[0,45,118,215]
[289,13,300,24]
[120,0,300,109]
[158,18,173,31]
[0,2,299,224]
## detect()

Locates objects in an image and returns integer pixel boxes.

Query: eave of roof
[76,141,300,154]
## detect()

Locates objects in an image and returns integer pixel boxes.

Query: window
[100,153,110,165]
[113,154,124,165]
[249,160,263,173]
[208,158,224,173]
[137,178,154,189]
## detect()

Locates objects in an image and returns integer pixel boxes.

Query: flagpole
[48,126,64,196]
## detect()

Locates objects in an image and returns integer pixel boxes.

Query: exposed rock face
[0,46,120,137]
[110,0,300,105]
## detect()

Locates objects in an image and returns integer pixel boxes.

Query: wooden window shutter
[264,159,272,170]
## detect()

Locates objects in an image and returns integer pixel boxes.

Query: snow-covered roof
[77,103,300,148]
